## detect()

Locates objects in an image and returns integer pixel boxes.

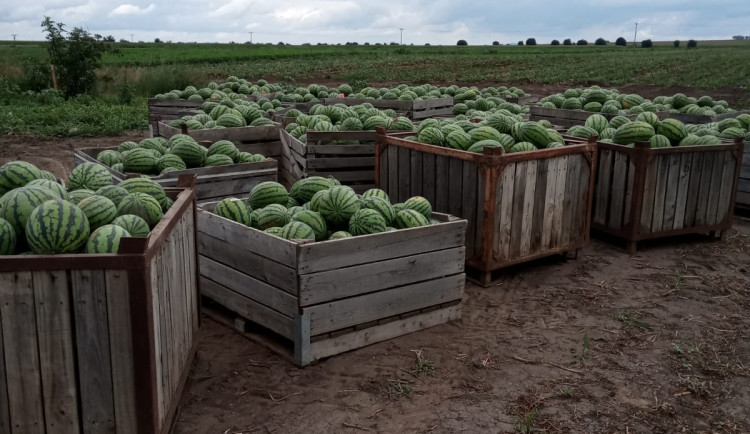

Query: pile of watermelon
[278,83,451,103]
[406,115,566,154]
[0,161,173,256]
[97,135,266,176]
[211,177,436,242]
[451,85,530,116]
[540,86,739,116]
[569,113,750,147]
[155,77,282,102]
[169,97,279,130]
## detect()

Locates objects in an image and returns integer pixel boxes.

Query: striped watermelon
[160,196,174,213]
[112,163,124,173]
[650,135,671,148]
[84,225,132,254]
[169,135,206,168]
[567,125,598,139]
[214,198,252,226]
[123,148,159,173]
[0,186,59,236]
[608,116,632,129]
[120,178,167,204]
[25,199,90,254]
[395,209,430,229]
[291,210,327,241]
[68,189,96,204]
[445,131,473,150]
[78,195,117,230]
[636,112,660,128]
[139,138,166,155]
[157,154,187,172]
[207,140,240,161]
[585,114,609,133]
[361,188,390,203]
[417,127,445,146]
[281,221,315,241]
[264,227,284,236]
[509,142,537,153]
[390,117,414,131]
[68,162,113,191]
[95,185,129,207]
[308,189,329,212]
[117,193,163,227]
[679,135,702,147]
[290,177,332,203]
[469,126,504,144]
[97,150,122,167]
[257,204,290,229]
[328,231,353,240]
[0,217,17,255]
[27,179,68,200]
[467,140,504,154]
[39,170,57,182]
[317,186,361,226]
[111,214,150,237]
[613,121,655,145]
[117,141,139,152]
[205,154,234,166]
[349,209,386,236]
[656,118,688,145]
[518,122,550,148]
[249,181,289,210]
[403,196,432,219]
[599,127,617,140]
[361,196,395,226]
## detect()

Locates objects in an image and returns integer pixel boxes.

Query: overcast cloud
[1,0,748,44]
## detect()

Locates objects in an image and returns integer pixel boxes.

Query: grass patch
[614,310,652,330]
[411,349,434,377]
[571,330,591,364]
[386,378,412,399]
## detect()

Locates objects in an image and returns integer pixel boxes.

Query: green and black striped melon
[349,209,387,236]
[317,186,361,226]
[256,204,290,229]
[117,193,163,227]
[207,140,240,161]
[68,189,96,204]
[518,122,550,148]
[111,214,150,237]
[264,227,284,236]
[656,118,688,145]
[0,217,17,255]
[0,161,45,195]
[0,186,59,237]
[280,221,315,241]
[613,121,655,145]
[467,140,504,154]
[97,150,122,167]
[95,185,129,207]
[290,210,327,241]
[119,178,167,204]
[584,114,609,133]
[361,188,390,203]
[117,141,139,152]
[77,195,118,230]
[328,231,352,240]
[402,196,432,219]
[509,142,537,153]
[168,135,206,168]
[68,162,113,192]
[205,154,234,166]
[249,181,289,210]
[361,196,395,226]
[157,154,187,172]
[417,127,445,146]
[26,179,68,200]
[122,148,159,174]
[214,198,252,226]
[395,209,430,229]
[649,134,671,148]
[25,199,90,254]
[139,138,166,155]
[445,131,473,150]
[159,196,174,213]
[84,225,132,254]
[289,176,332,203]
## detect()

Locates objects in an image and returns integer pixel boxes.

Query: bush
[20,59,51,92]
[687,39,698,48]
[526,38,537,46]
[457,40,468,46]
[518,41,524,46]
[615,37,627,46]
[551,39,560,46]
[563,39,572,46]
[673,40,680,48]
[595,38,607,46]
[492,41,499,46]
[641,39,653,48]
[576,39,588,46]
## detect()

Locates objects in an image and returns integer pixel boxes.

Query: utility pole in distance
[399,28,404,45]
[248,32,254,44]
[633,22,638,46]
[130,33,134,42]
[11,34,17,41]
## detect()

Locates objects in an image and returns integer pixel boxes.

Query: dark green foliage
[577,39,588,46]
[563,39,572,45]
[641,39,653,48]
[615,37,627,46]
[687,39,698,48]
[492,41,499,46]
[518,41,524,46]
[525,38,536,46]
[457,40,468,46]
[551,40,560,46]
[673,40,680,48]
[595,38,607,46]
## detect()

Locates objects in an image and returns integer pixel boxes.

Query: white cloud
[108,3,155,17]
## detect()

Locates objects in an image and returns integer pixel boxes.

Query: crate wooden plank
[639,157,658,232]
[715,150,737,223]
[410,150,424,197]
[0,271,45,434]
[496,163,517,261]
[158,122,281,142]
[684,152,704,227]
[0,298,8,434]
[672,153,693,230]
[474,167,486,261]
[461,161,479,257]
[575,156,592,241]
[71,269,116,434]
[608,152,628,229]
[622,158,636,226]
[305,156,374,170]
[305,273,464,335]
[662,154,683,230]
[299,247,465,306]
[519,160,538,257]
[705,152,725,225]
[541,158,559,250]
[387,145,399,200]
[650,155,671,232]
[448,158,464,219]
[421,153,436,205]
[151,243,168,423]
[398,147,411,203]
[594,149,613,226]
[694,152,716,226]
[529,159,549,254]
[236,141,282,157]
[309,304,462,361]
[561,154,581,246]
[509,161,528,258]
[32,271,81,434]
[551,156,569,247]
[434,155,451,213]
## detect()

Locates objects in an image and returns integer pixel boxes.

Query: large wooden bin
[147,99,202,132]
[375,129,597,286]
[157,122,284,161]
[739,141,750,211]
[321,97,454,120]
[197,203,466,366]
[530,106,669,128]
[0,176,200,434]
[592,139,744,251]
[74,147,278,202]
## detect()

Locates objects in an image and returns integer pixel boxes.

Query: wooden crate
[669,110,750,125]
[279,130,383,193]
[197,203,466,366]
[147,99,202,132]
[505,95,541,105]
[156,121,283,160]
[74,147,278,202]
[738,141,750,211]
[375,129,597,286]
[530,106,670,129]
[321,97,454,120]
[0,175,199,434]
[591,139,744,252]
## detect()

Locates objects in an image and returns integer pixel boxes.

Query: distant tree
[673,40,680,48]
[641,39,653,48]
[551,39,560,46]
[517,40,524,46]
[389,42,399,45]
[277,41,285,45]
[687,39,698,48]
[104,35,115,42]
[525,38,536,46]
[364,42,370,45]
[563,38,572,45]
[302,42,311,46]
[576,39,588,45]
[457,39,468,46]
[595,37,607,45]
[154,37,162,43]
[615,36,627,46]
[119,38,128,43]
[425,43,430,46]
[492,41,499,46]
[732,35,744,40]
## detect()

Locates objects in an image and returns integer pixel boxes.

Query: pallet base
[466,250,582,287]
[202,297,462,366]
[591,229,724,254]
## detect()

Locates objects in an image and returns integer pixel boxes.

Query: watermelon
[169,135,206,168]
[349,209,386,236]
[467,140,504,154]
[117,141,139,152]
[157,154,187,172]
[78,195,117,230]
[717,118,742,132]
[97,150,122,167]
[518,122,550,148]
[95,185,129,207]
[122,148,158,173]
[290,177,333,204]
[264,227,284,236]
[395,209,430,229]
[139,138,166,155]
[509,142,537,153]
[317,186,361,226]
[469,126,504,144]
[112,163,124,173]
[636,112,660,128]
[0,186,59,236]
[585,114,609,133]
[417,127,445,146]
[160,196,174,213]
[117,193,163,227]
[207,140,240,160]
[249,181,289,210]
[111,214,150,237]
[361,188,390,203]
[25,199,90,254]
[119,178,167,203]
[68,189,96,204]
[567,125,598,139]
[256,204,290,229]
[609,116,632,129]
[445,131,473,150]
[205,154,234,166]
[39,170,57,182]
[213,198,252,226]
[328,231,353,240]
[402,196,432,219]
[650,134,671,148]
[361,196,395,225]
[291,210,327,241]
[613,121,655,145]
[0,217,16,255]
[27,179,68,200]
[280,221,316,241]
[84,225,132,254]
[68,162,113,191]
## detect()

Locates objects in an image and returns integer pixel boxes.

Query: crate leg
[719,230,727,241]
[477,270,493,287]
[709,230,724,241]
[564,248,581,260]
[294,313,311,367]
[625,241,638,254]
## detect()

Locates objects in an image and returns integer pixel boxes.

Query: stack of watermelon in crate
[196,176,467,366]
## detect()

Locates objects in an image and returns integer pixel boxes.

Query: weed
[571,330,590,364]
[614,310,652,330]
[411,349,434,377]
[514,408,537,434]
[386,378,411,399]
[678,374,708,396]
[559,387,574,398]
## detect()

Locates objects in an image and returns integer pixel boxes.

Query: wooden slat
[519,160,538,257]
[0,271,45,434]
[461,161,478,259]
[474,166,486,261]
[378,147,388,194]
[531,159,550,254]
[662,153,682,230]
[561,155,580,246]
[495,163,517,261]
[623,157,635,226]
[694,151,716,226]
[672,153,693,230]
[299,247,465,306]
[541,158,559,250]
[575,157,592,242]
[387,145,399,201]
[715,150,736,223]
[684,152,704,227]
[305,157,374,170]
[71,269,116,434]
[650,155,671,232]
[306,273,464,335]
[398,147,411,203]
[705,152,725,225]
[434,155,450,214]
[509,161,528,259]
[409,150,423,198]
[639,157,659,232]
[33,271,81,434]
[448,157,464,219]
[309,304,462,362]
[594,149,613,226]
[608,151,627,229]
[551,156,569,247]
[421,152,436,206]
[152,241,169,424]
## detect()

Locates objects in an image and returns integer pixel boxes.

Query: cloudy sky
[1,0,748,45]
